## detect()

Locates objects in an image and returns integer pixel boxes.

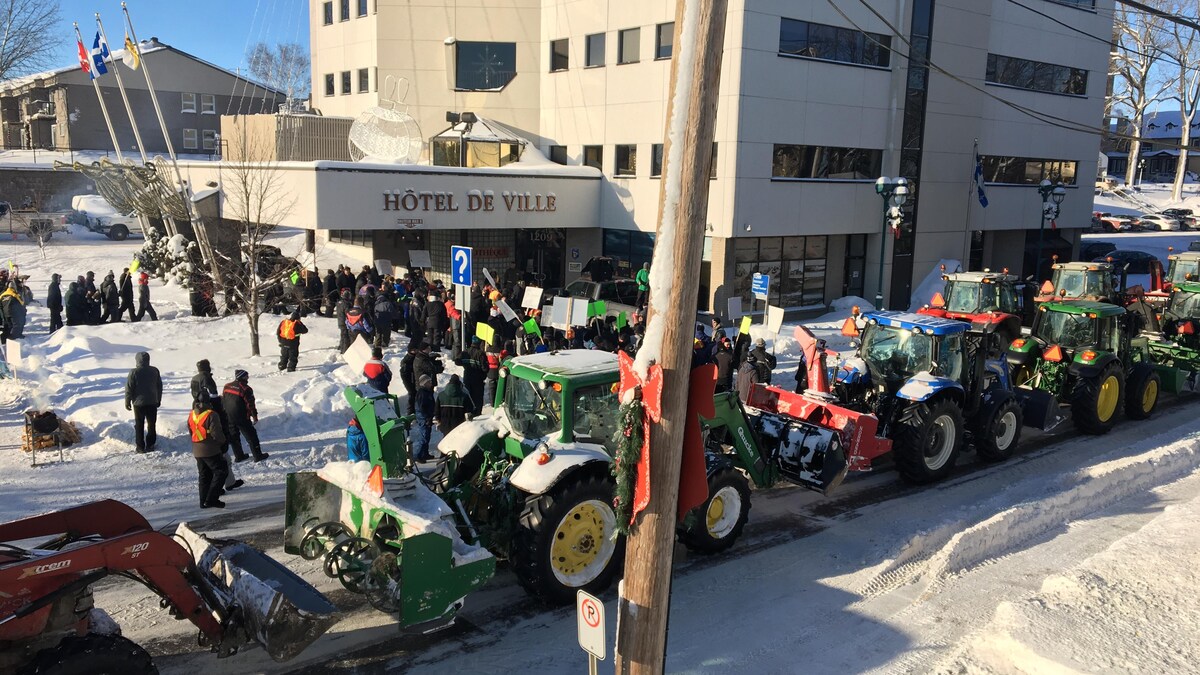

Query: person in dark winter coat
[223,370,268,462]
[363,347,392,392]
[749,338,777,383]
[84,271,96,294]
[736,356,762,403]
[713,339,735,393]
[100,272,119,323]
[191,360,248,481]
[337,267,355,294]
[1,282,26,340]
[118,268,135,321]
[424,292,448,349]
[459,337,488,416]
[65,282,86,326]
[46,273,63,332]
[411,374,436,462]
[276,310,308,372]
[124,351,162,453]
[303,269,322,315]
[435,374,474,435]
[322,269,338,317]
[135,272,157,321]
[373,292,397,349]
[346,418,370,462]
[412,343,444,395]
[334,289,354,352]
[406,293,425,339]
[189,399,229,509]
[345,298,373,346]
[399,343,418,415]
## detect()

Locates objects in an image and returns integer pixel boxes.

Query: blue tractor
[835,311,1056,483]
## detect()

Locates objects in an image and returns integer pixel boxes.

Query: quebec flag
[91,32,109,79]
[974,152,989,208]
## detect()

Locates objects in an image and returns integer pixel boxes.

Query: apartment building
[308,0,1112,310]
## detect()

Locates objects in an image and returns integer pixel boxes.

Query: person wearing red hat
[134,271,157,321]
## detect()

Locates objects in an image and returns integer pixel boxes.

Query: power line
[1117,0,1200,33]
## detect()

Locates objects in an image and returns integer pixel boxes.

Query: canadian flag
[76,39,91,75]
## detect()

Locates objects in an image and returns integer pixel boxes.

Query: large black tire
[894,399,965,484]
[974,397,1023,462]
[110,224,129,241]
[1124,365,1161,421]
[511,471,624,605]
[21,634,158,675]
[1070,363,1124,435]
[679,468,751,554]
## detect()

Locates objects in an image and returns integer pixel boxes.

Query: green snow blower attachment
[285,465,495,631]
[343,384,412,477]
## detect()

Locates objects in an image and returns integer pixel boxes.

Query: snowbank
[908,259,960,311]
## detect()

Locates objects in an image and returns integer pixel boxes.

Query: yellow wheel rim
[1142,378,1158,413]
[550,500,616,586]
[704,486,742,539]
[706,495,726,530]
[1096,374,1120,422]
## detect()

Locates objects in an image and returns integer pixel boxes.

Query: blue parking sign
[751,272,769,300]
[451,246,472,286]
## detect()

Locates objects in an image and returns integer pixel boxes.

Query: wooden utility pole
[614,0,728,672]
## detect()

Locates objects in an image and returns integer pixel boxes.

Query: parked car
[1098,213,1135,232]
[1080,241,1117,261]
[1137,214,1182,231]
[1189,240,1200,253]
[1160,208,1196,229]
[1095,250,1160,275]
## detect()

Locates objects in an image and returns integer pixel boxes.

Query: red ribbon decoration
[617,351,663,523]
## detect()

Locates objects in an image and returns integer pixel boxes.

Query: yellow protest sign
[475,322,495,345]
[129,259,140,274]
[738,315,752,335]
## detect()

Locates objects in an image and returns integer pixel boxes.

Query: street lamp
[1138,159,1146,186]
[874,176,910,309]
[1033,179,1067,283]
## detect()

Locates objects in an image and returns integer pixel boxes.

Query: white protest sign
[522,286,544,310]
[550,296,571,329]
[540,304,554,326]
[408,250,432,269]
[496,299,520,323]
[766,304,785,336]
[342,335,373,375]
[727,297,743,320]
[569,298,590,328]
[482,267,499,288]
[374,259,394,276]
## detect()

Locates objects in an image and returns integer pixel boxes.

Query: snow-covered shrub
[135,228,196,287]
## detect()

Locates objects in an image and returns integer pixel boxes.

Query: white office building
[295,0,1111,311]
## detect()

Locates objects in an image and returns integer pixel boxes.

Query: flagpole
[964,139,977,267]
[96,13,147,164]
[74,23,124,163]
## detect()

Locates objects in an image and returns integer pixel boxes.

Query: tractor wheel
[894,399,965,484]
[974,398,1023,462]
[511,471,624,605]
[1011,365,1034,387]
[1070,363,1124,435]
[1125,366,1161,420]
[679,468,752,554]
[21,634,158,675]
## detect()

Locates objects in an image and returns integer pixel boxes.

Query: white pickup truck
[70,195,142,241]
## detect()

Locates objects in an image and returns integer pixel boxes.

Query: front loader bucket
[1013,388,1064,431]
[175,523,338,662]
[285,464,496,630]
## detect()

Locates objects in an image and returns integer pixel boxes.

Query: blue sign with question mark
[451,246,472,286]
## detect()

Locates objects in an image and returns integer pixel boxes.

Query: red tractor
[917,269,1024,346]
[0,500,336,674]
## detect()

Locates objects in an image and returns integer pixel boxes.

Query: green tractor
[1005,300,1186,434]
[286,350,890,621]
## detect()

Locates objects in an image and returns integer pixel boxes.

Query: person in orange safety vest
[189,399,229,509]
[277,310,309,372]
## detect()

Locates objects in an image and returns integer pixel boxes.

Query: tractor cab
[1161,280,1200,348]
[848,311,967,394]
[1035,262,1120,304]
[1166,251,1200,286]
[1007,301,1127,393]
[920,270,1023,344]
[498,350,622,454]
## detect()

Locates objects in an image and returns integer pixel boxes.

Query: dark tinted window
[456,42,517,90]
[584,145,603,171]
[615,144,637,176]
[651,144,663,177]
[656,23,674,59]
[772,144,883,180]
[324,73,334,96]
[619,28,640,64]
[586,33,605,67]
[779,18,889,67]
[981,156,1078,185]
[549,145,567,165]
[550,38,569,72]
[986,53,1087,95]
[323,2,333,25]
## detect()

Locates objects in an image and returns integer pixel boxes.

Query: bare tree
[220,119,297,357]
[1112,3,1174,186]
[1168,1,1200,200]
[0,0,61,80]
[246,42,311,106]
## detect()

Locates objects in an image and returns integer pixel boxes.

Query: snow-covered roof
[0,41,168,92]
[433,118,528,145]
[1141,110,1200,140]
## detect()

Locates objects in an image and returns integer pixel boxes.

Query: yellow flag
[738,315,752,335]
[475,322,495,345]
[123,34,140,70]
[129,258,140,274]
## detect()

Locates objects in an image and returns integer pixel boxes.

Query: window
[980,156,1078,185]
[710,142,717,179]
[322,1,333,25]
[771,144,883,180]
[182,128,198,150]
[986,54,1087,95]
[550,38,569,72]
[455,41,517,90]
[358,68,369,92]
[341,71,351,94]
[549,145,567,164]
[340,0,349,21]
[202,129,217,151]
[200,94,215,114]
[778,18,890,68]
[656,22,674,59]
[603,230,657,272]
[181,92,197,113]
[324,73,335,96]
[583,145,603,171]
[618,28,640,64]
[615,144,637,176]
[586,33,606,67]
[49,124,56,149]
[357,0,368,16]
[573,385,620,452]
[651,144,664,177]
[329,230,372,247]
[734,236,828,307]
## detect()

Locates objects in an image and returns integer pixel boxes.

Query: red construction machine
[0,500,337,674]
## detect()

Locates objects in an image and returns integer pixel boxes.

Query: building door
[843,234,866,298]
[516,228,565,289]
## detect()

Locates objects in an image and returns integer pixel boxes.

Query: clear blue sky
[53,0,309,74]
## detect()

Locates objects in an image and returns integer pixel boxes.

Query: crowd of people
[39,267,159,333]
